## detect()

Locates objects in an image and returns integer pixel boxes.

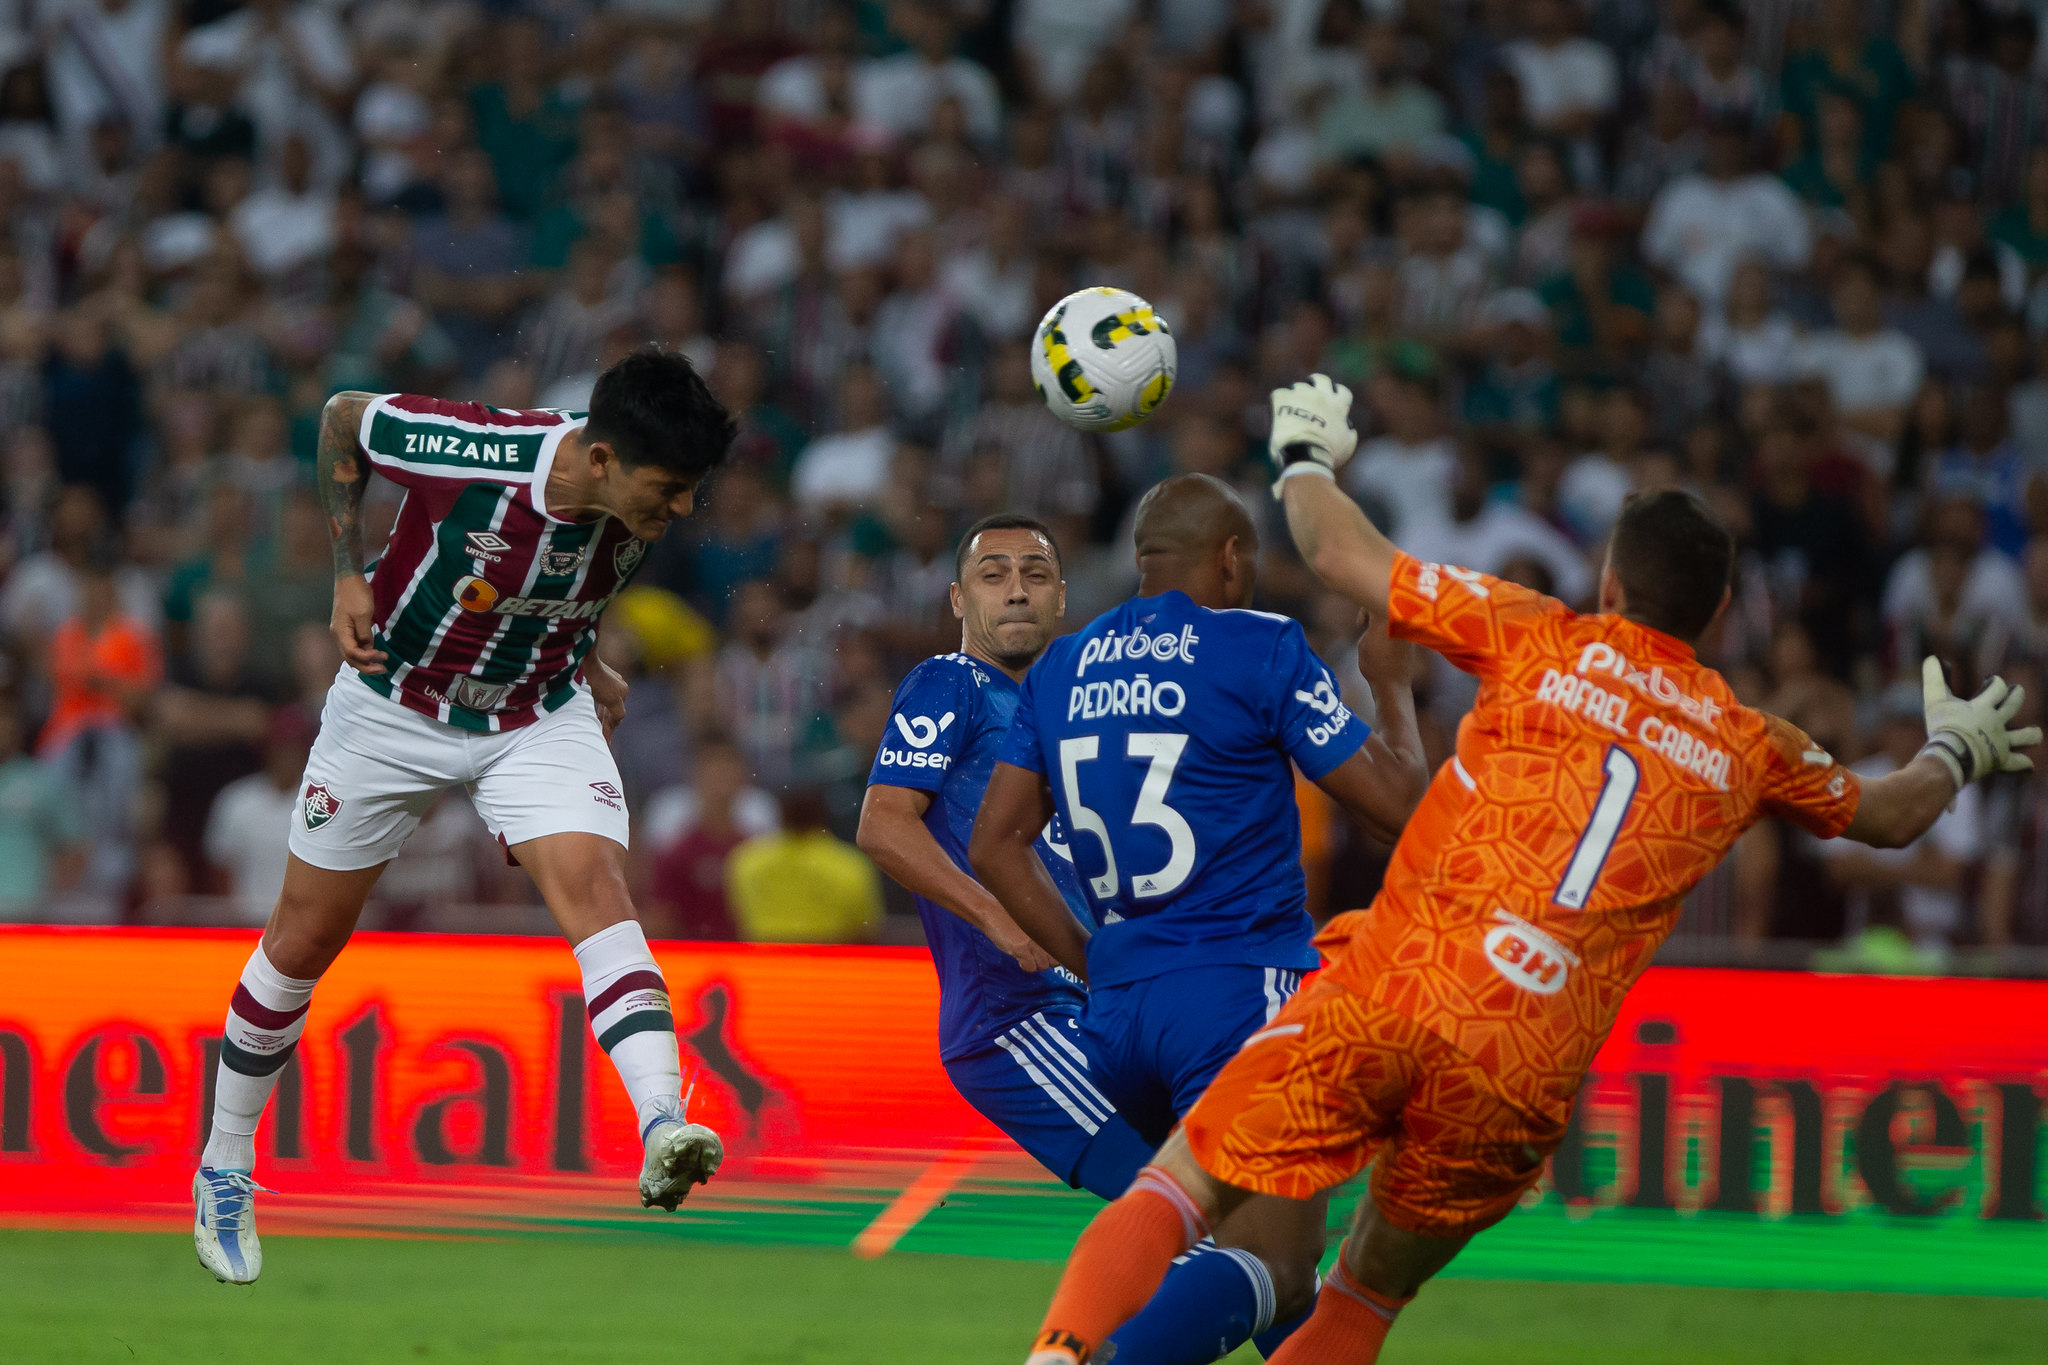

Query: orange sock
[1031,1166,1210,1361]
[1265,1257,1411,1365]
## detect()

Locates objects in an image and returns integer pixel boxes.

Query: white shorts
[288,669,630,872]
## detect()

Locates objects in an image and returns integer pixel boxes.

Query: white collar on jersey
[529,415,589,525]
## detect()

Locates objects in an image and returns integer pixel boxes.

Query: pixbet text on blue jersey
[999,591,1374,988]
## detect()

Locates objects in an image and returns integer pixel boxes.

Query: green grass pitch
[2,1228,2045,1364]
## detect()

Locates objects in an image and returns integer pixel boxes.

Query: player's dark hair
[1607,489,1734,643]
[955,513,1062,580]
[585,348,738,483]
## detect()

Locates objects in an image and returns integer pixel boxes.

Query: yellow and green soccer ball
[1029,286,1177,432]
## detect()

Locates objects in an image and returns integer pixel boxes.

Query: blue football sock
[1105,1242,1276,1365]
[1250,1296,1314,1358]
[1069,1114,1155,1201]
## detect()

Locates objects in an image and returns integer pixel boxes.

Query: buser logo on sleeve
[891,712,955,749]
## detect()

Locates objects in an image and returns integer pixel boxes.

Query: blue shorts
[1076,965,1306,1146]
[945,1008,1152,1197]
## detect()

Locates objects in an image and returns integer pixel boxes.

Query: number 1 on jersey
[1554,746,1640,910]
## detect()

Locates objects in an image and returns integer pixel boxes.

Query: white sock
[202,946,319,1172]
[575,920,684,1138]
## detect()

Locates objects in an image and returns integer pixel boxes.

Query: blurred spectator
[1643,119,1810,313]
[468,16,577,221]
[1,485,156,644]
[714,578,831,788]
[939,342,1095,544]
[1461,289,1560,439]
[230,134,336,281]
[1818,683,1985,953]
[1504,0,1618,140]
[1345,357,1456,536]
[242,491,329,694]
[1751,416,1873,675]
[1927,384,2041,557]
[1981,661,2048,945]
[1883,498,2026,684]
[857,2,1001,147]
[727,787,882,943]
[1557,387,1648,546]
[1640,283,1722,443]
[1540,211,1653,371]
[1780,0,1917,164]
[1318,18,1446,166]
[154,591,271,886]
[410,149,533,380]
[869,498,963,665]
[644,738,764,940]
[1699,257,1798,388]
[0,693,84,920]
[1402,444,1592,604]
[792,361,895,514]
[46,0,172,147]
[523,237,637,397]
[202,706,312,923]
[44,308,142,513]
[870,229,958,434]
[41,556,157,905]
[1794,253,1925,445]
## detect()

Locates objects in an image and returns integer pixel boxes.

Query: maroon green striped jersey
[354,394,651,732]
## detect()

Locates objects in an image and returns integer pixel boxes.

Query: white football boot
[638,1106,724,1211]
[193,1166,272,1284]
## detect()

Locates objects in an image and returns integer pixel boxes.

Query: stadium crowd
[1,0,2046,967]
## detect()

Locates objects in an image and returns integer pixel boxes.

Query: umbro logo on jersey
[465,531,511,562]
[302,782,342,831]
[589,781,623,810]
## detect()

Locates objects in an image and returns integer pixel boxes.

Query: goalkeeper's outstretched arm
[1269,375,1401,616]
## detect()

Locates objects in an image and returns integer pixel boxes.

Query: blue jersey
[867,652,1092,1061]
[999,592,1371,988]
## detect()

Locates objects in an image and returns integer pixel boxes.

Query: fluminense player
[192,351,735,1285]
[970,474,1430,1363]
[1019,376,2043,1365]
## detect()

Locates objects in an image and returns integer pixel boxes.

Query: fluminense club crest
[302,782,342,831]
[614,538,646,577]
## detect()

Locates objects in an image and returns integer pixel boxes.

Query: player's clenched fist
[331,573,388,675]
[1268,373,1359,494]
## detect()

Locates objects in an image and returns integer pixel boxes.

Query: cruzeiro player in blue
[971,475,1428,1363]
[858,514,1149,1193]
[858,512,1347,1365]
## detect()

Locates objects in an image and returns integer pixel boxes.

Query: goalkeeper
[1021,376,2041,1365]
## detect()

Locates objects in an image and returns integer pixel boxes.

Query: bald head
[1132,473,1259,609]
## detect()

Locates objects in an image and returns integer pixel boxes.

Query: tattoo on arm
[318,392,377,579]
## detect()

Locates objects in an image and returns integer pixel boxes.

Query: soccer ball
[1030,287,1177,432]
